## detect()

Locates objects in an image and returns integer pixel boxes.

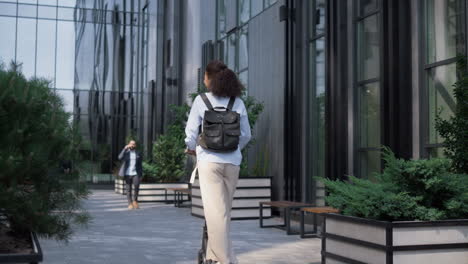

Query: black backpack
[197,93,241,152]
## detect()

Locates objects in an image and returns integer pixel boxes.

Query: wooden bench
[300,207,340,238]
[259,201,315,235]
[165,187,191,207]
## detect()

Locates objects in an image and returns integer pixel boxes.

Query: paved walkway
[40,190,321,264]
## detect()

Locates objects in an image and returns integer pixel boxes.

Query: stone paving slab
[40,190,321,264]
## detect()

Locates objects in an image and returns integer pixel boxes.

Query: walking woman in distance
[185,60,251,264]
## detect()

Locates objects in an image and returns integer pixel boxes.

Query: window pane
[359,151,381,179]
[217,0,226,39]
[216,38,227,63]
[428,63,456,144]
[357,0,377,16]
[38,5,57,19]
[58,7,75,20]
[77,114,91,143]
[124,25,132,92]
[58,0,76,7]
[309,37,326,181]
[239,26,248,70]
[0,3,17,16]
[56,21,75,89]
[58,0,76,8]
[56,89,74,113]
[0,17,16,66]
[239,70,248,89]
[359,82,381,148]
[75,90,90,115]
[227,33,237,71]
[357,0,378,16]
[75,22,94,90]
[18,0,37,3]
[357,14,380,81]
[266,0,278,7]
[18,4,37,18]
[251,0,263,17]
[425,0,464,63]
[36,19,56,82]
[39,0,57,5]
[310,0,326,37]
[17,18,36,79]
[310,38,326,96]
[239,0,250,24]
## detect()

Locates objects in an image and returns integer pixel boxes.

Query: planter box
[191,176,272,220]
[114,179,189,203]
[322,213,468,264]
[0,232,43,263]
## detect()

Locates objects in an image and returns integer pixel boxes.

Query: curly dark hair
[205,60,244,97]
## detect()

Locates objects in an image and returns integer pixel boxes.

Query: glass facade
[0,0,151,183]
[215,0,278,91]
[423,0,464,157]
[355,0,381,178]
[307,0,326,205]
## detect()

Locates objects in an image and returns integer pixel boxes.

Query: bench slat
[260,200,314,208]
[300,206,339,214]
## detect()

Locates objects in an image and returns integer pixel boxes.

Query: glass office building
[0,0,157,183]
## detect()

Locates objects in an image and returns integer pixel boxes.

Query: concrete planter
[114,179,189,203]
[322,213,468,264]
[191,176,272,220]
[0,232,43,263]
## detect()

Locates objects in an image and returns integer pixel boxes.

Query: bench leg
[300,212,320,239]
[313,213,318,233]
[285,208,292,235]
[178,192,181,207]
[259,203,264,227]
[285,208,302,235]
[300,210,305,238]
[260,205,286,229]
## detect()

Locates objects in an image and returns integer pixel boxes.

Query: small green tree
[0,62,90,241]
[143,105,188,182]
[144,126,186,182]
[435,56,468,174]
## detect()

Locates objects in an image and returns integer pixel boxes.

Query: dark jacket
[118,148,143,177]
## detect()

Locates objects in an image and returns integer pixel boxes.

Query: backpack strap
[227,96,236,110]
[200,93,214,110]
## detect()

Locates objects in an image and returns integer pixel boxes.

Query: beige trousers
[198,160,240,264]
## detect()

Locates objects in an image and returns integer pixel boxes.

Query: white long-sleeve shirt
[126,150,138,176]
[185,93,252,166]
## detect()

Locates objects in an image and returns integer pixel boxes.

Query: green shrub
[0,62,90,241]
[320,148,468,221]
[435,56,468,174]
[143,125,186,182]
[240,92,264,176]
[143,104,188,182]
